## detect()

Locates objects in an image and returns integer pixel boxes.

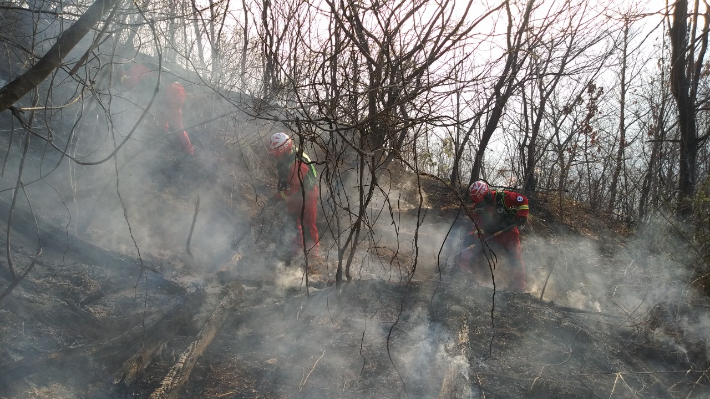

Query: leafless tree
[668,0,710,217]
[518,0,615,194]
[468,0,537,185]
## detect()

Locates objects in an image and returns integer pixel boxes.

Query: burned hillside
[0,120,709,398]
[3,1,710,398]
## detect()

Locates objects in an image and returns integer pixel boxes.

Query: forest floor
[1,125,710,399]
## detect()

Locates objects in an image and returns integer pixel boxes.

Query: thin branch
[299,349,326,392]
[186,196,201,257]
[0,5,83,18]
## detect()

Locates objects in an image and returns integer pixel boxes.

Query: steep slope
[0,125,709,398]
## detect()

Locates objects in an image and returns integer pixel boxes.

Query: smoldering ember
[1,1,710,398]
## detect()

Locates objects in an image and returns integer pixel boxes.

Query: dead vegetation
[1,137,709,399]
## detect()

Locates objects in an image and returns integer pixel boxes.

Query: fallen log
[149,280,244,399]
[113,287,207,388]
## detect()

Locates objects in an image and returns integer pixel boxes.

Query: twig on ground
[299,349,326,392]
[540,253,557,301]
[186,196,200,257]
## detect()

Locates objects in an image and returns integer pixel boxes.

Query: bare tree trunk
[209,0,230,83]
[0,0,122,112]
[449,88,463,188]
[240,0,249,88]
[470,0,536,184]
[261,0,275,99]
[190,0,206,67]
[640,105,667,221]
[668,0,709,217]
[165,0,178,64]
[608,19,630,215]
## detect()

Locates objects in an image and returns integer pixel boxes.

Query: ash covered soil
[1,129,710,398]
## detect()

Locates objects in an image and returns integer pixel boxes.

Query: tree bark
[668,0,709,217]
[190,0,206,67]
[608,20,630,215]
[240,0,249,87]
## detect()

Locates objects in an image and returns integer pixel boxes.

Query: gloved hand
[517,217,527,230]
[277,178,290,192]
[271,192,284,203]
[116,64,130,84]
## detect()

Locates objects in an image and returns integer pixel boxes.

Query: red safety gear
[160,82,194,155]
[119,64,194,155]
[469,180,490,203]
[275,148,319,258]
[267,132,293,157]
[118,64,150,89]
[461,189,529,291]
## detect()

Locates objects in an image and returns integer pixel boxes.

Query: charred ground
[1,122,709,399]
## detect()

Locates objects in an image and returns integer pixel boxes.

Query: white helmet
[267,132,293,157]
[468,180,490,203]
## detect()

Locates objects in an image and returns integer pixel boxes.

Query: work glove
[272,192,285,203]
[517,217,527,230]
[277,177,290,191]
[116,64,131,85]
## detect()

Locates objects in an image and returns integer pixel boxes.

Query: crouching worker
[116,63,195,156]
[458,180,529,291]
[267,132,320,261]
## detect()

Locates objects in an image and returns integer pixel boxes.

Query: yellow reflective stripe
[280,191,289,200]
[517,205,529,211]
[301,151,318,179]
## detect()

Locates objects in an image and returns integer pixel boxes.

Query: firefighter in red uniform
[267,132,320,260]
[459,180,529,291]
[117,64,194,155]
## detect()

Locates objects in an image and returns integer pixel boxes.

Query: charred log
[149,281,244,399]
[113,286,207,389]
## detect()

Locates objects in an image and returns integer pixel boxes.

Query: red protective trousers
[158,82,194,155]
[458,227,526,291]
[286,186,320,257]
[486,227,526,291]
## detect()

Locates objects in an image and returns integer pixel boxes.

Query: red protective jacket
[471,190,529,237]
[467,190,529,290]
[275,150,319,257]
[118,64,194,155]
